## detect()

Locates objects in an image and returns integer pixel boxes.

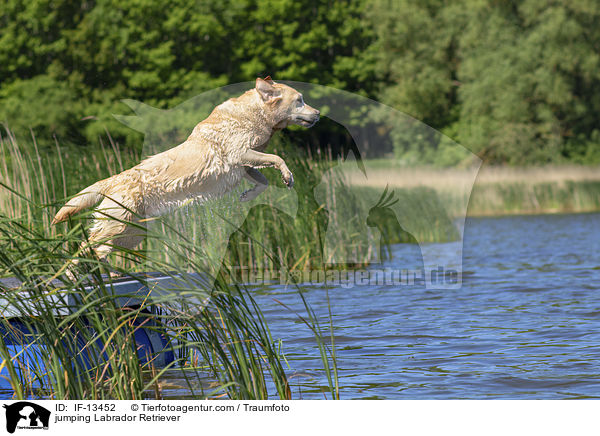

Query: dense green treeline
[1,0,599,165]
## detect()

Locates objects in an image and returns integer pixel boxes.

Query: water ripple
[252,212,600,399]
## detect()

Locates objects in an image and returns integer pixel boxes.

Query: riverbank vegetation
[346,162,600,217]
[1,1,599,166]
[0,228,340,400]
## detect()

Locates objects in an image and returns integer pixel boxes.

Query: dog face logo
[2,402,50,433]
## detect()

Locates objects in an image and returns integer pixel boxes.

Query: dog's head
[255,77,320,129]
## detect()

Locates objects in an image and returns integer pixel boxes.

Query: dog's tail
[52,179,108,225]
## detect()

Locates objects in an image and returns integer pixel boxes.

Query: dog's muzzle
[295,110,320,127]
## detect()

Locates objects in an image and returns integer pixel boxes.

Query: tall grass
[0,199,341,400]
[468,180,600,215]
[0,127,341,400]
[0,128,140,234]
[346,162,600,216]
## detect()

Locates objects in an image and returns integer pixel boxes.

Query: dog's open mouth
[296,114,320,127]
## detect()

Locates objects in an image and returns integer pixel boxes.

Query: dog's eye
[296,97,305,109]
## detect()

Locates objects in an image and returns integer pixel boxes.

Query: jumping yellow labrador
[53,77,320,264]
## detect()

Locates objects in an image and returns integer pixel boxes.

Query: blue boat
[0,272,211,390]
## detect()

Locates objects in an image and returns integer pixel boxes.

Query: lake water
[3,213,598,400]
[252,213,600,399]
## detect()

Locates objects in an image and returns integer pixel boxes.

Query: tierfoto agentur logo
[2,402,50,433]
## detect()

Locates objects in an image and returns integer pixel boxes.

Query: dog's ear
[256,77,281,102]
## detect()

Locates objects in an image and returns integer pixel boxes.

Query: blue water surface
[2,213,598,400]
[253,213,600,399]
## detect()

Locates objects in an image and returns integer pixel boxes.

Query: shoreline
[464,208,600,218]
[346,164,600,217]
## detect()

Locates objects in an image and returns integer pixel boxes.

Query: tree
[458,0,600,164]
[366,0,465,129]
[368,0,600,164]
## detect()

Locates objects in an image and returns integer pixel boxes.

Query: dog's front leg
[239,149,294,189]
[240,167,268,202]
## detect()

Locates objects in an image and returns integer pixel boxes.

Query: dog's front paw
[282,169,294,189]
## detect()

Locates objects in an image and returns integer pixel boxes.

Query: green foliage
[367,0,464,128]
[234,0,376,92]
[0,75,97,148]
[0,0,375,150]
[1,0,599,165]
[369,0,600,165]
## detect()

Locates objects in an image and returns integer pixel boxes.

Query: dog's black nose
[315,110,320,116]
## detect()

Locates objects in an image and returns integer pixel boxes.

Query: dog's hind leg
[240,167,269,202]
[65,198,145,279]
[67,223,145,279]
[65,220,127,280]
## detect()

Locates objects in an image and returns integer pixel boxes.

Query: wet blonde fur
[53,78,320,266]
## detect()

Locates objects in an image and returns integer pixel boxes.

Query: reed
[0,127,140,234]
[0,127,340,400]
[346,161,600,217]
[0,206,341,399]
